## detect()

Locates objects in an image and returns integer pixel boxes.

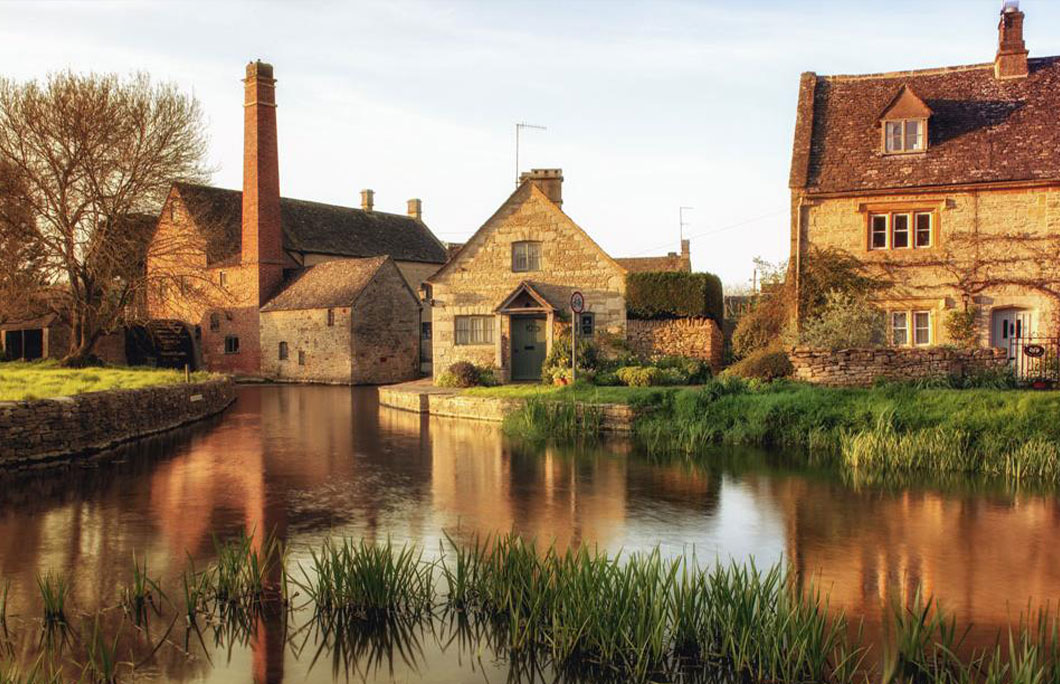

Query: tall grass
[8,534,1060,682]
[630,379,1060,482]
[293,538,434,621]
[35,573,68,626]
[0,360,214,401]
[440,533,860,681]
[501,397,603,443]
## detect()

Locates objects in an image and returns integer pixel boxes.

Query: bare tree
[0,71,210,363]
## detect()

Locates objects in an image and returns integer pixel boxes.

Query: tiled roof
[174,183,448,265]
[260,257,389,312]
[615,254,690,273]
[790,57,1060,194]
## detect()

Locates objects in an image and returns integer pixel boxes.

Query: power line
[624,207,787,258]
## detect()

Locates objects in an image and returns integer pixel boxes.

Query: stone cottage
[789,2,1060,352]
[259,257,420,384]
[146,61,447,381]
[428,170,628,382]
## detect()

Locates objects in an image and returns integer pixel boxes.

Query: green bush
[614,366,687,387]
[725,349,794,382]
[626,272,723,323]
[944,307,979,349]
[541,328,601,385]
[654,355,712,384]
[437,362,498,388]
[797,292,885,350]
[616,366,662,387]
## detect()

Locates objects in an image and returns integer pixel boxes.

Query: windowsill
[881,149,928,157]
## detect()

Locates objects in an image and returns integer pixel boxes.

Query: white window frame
[884,119,925,153]
[891,312,909,346]
[455,315,494,346]
[870,214,889,250]
[914,212,933,248]
[892,213,911,249]
[913,311,932,346]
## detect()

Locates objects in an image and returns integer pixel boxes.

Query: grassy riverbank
[4,533,1060,683]
[481,380,1060,481]
[0,360,214,401]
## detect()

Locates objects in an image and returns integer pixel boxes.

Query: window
[224,336,240,354]
[298,350,306,365]
[892,214,910,249]
[512,241,542,272]
[278,341,288,360]
[913,311,932,346]
[421,322,432,340]
[326,308,335,327]
[870,215,889,250]
[455,315,493,345]
[219,271,228,288]
[869,211,936,251]
[891,312,909,346]
[915,213,932,248]
[884,119,925,153]
[579,313,595,338]
[209,313,221,332]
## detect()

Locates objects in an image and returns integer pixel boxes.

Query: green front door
[511,316,547,381]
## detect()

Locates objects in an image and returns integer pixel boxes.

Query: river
[0,384,1056,682]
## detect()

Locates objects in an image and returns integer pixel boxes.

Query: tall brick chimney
[995,1,1029,79]
[519,168,563,207]
[242,60,284,306]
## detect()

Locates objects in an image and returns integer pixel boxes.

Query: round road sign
[570,291,585,314]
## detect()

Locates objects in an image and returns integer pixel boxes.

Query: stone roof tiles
[790,57,1060,194]
[260,256,389,312]
[174,183,448,265]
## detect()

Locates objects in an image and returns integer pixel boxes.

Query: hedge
[626,271,724,323]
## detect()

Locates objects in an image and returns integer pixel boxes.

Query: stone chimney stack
[361,189,374,212]
[995,1,1029,79]
[407,198,422,221]
[242,60,284,306]
[519,168,563,207]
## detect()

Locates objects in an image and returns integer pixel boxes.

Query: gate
[1008,336,1060,384]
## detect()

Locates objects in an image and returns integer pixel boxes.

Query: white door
[992,308,1035,357]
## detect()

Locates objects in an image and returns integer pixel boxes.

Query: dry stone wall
[626,318,724,371]
[789,347,1009,387]
[0,378,235,466]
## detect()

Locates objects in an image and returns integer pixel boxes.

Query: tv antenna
[679,206,694,241]
[515,122,547,186]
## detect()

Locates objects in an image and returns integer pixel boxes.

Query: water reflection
[0,384,1056,680]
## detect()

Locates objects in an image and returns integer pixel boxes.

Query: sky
[1,0,1058,289]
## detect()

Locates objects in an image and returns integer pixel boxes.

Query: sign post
[570,291,585,384]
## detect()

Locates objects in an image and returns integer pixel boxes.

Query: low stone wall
[0,378,235,466]
[379,383,638,432]
[789,347,1010,387]
[626,318,724,371]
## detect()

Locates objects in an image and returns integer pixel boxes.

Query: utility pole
[679,206,693,241]
[515,122,547,186]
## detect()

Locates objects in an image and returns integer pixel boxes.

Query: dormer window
[885,119,925,153]
[878,85,932,155]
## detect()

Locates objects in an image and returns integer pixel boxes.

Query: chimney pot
[407,198,422,221]
[518,168,564,207]
[361,189,374,212]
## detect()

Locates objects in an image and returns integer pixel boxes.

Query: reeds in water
[121,554,164,625]
[34,574,68,627]
[502,397,603,443]
[211,530,286,607]
[294,538,434,621]
[440,533,860,682]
